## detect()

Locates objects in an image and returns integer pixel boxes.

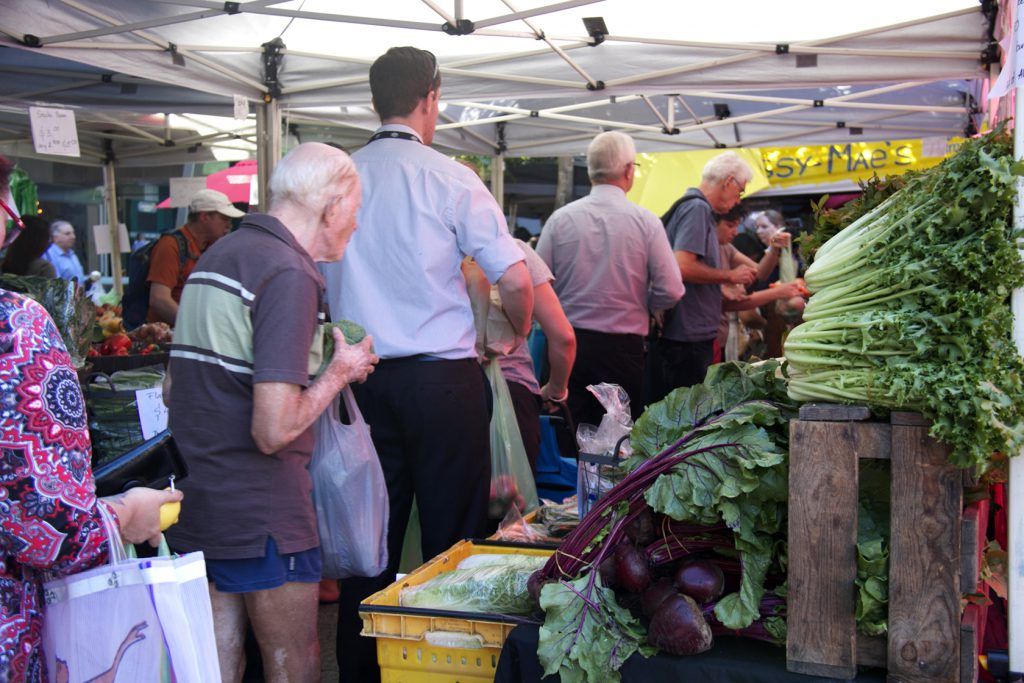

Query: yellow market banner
[761,137,959,189]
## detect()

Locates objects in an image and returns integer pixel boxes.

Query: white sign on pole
[168,177,208,207]
[135,387,169,440]
[920,137,949,158]
[28,106,81,157]
[91,223,131,255]
[233,94,249,120]
[990,9,1024,99]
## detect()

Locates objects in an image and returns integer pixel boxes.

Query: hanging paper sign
[989,8,1024,99]
[233,94,249,120]
[91,223,131,255]
[168,177,208,207]
[136,387,169,440]
[29,106,81,157]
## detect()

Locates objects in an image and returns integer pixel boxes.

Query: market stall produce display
[530,362,793,683]
[784,130,1024,469]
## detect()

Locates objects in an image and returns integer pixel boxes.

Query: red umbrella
[156,159,257,208]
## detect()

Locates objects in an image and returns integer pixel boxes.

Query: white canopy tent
[3,0,1024,677]
[0,0,991,163]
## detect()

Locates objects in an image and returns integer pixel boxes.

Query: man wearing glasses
[656,151,757,395]
[536,131,682,427]
[320,46,533,683]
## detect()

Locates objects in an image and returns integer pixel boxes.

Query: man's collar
[590,183,627,198]
[375,123,422,143]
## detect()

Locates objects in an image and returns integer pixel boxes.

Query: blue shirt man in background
[43,219,85,283]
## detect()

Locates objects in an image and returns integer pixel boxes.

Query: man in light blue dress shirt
[322,46,533,683]
[43,219,86,283]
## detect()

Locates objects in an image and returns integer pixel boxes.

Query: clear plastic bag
[311,387,389,579]
[486,362,540,519]
[576,383,633,518]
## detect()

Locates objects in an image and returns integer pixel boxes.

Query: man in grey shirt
[658,151,757,394]
[537,131,683,426]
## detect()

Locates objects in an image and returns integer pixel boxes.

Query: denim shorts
[205,536,321,593]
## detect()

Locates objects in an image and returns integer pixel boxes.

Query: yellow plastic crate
[360,539,553,683]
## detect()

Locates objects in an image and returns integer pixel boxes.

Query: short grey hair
[586,131,636,183]
[268,142,358,212]
[701,151,753,185]
[50,220,73,236]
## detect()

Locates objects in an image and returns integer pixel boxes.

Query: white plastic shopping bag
[311,386,389,578]
[42,505,220,683]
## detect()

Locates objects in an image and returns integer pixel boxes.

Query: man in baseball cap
[146,189,243,325]
[188,188,245,218]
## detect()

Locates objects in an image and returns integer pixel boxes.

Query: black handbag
[92,428,189,497]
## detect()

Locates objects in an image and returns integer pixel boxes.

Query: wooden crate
[786,404,972,683]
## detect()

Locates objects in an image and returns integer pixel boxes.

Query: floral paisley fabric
[0,289,111,683]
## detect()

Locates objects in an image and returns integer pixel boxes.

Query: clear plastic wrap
[398,559,546,614]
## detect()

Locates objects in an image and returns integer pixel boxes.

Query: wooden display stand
[786,404,973,683]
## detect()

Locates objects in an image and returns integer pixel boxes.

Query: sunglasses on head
[0,195,24,249]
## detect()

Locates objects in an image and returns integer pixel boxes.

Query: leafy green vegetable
[398,561,543,614]
[803,171,918,264]
[317,319,370,375]
[785,130,1024,468]
[538,574,655,683]
[0,274,94,368]
[855,460,891,635]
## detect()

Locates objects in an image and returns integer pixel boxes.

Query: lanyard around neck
[368,130,421,144]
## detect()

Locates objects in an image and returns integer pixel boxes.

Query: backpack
[122,230,189,330]
[660,192,708,228]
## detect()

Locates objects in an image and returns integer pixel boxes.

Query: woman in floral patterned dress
[0,155,182,683]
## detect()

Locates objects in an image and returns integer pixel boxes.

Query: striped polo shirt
[166,213,328,560]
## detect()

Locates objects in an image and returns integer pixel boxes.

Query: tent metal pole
[256,99,281,211]
[284,64,584,96]
[450,101,665,133]
[228,6,438,31]
[676,96,722,147]
[497,0,600,88]
[506,133,596,152]
[490,154,505,211]
[604,6,979,89]
[101,160,124,297]
[90,113,167,143]
[58,0,268,94]
[640,95,674,133]
[39,2,285,45]
[420,0,456,24]
[600,35,977,61]
[474,0,602,30]
[438,111,498,151]
[1,80,98,102]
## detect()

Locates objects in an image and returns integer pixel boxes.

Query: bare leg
[209,583,248,683]
[246,581,320,683]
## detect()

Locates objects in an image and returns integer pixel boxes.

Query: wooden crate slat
[786,419,861,680]
[886,420,962,683]
[960,604,985,683]
[798,403,872,422]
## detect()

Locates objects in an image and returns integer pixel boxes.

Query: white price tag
[29,106,81,157]
[233,94,249,120]
[136,387,169,440]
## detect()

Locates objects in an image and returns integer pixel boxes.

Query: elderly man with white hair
[165,142,378,683]
[656,151,759,395]
[537,130,683,427]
